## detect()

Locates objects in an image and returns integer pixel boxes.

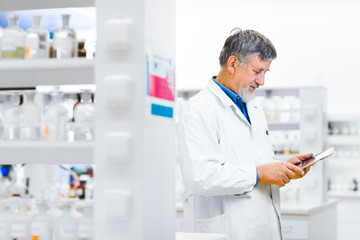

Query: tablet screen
[294,147,334,169]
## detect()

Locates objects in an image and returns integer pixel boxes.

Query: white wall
[176,0,360,116]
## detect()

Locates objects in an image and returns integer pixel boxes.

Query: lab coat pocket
[195,213,229,234]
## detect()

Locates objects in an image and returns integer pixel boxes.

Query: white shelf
[267,121,300,131]
[0,0,94,12]
[0,59,94,88]
[328,191,360,199]
[327,135,360,145]
[0,141,94,164]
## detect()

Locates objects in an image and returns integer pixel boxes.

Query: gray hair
[219,28,277,67]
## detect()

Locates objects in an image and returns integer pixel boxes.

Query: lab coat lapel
[207,80,251,126]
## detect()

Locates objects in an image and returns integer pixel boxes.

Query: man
[177,28,312,239]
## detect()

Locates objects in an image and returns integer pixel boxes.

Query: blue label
[151,104,173,118]
[266,130,269,135]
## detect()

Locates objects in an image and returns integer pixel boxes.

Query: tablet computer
[295,147,334,169]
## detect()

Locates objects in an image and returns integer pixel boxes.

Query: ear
[227,55,238,74]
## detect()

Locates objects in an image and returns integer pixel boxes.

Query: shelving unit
[2,0,177,239]
[0,0,94,11]
[0,141,94,164]
[0,59,94,88]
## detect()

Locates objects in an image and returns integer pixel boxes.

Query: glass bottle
[1,15,26,59]
[53,14,77,58]
[25,15,50,59]
[77,201,93,240]
[55,200,78,240]
[44,91,68,140]
[10,198,30,240]
[31,200,52,240]
[18,91,41,141]
[74,91,95,141]
[0,26,3,58]
[3,93,20,141]
[0,199,11,240]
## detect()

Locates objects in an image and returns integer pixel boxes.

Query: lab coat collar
[207,79,259,126]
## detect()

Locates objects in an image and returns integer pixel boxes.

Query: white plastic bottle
[31,200,52,240]
[77,200,93,240]
[73,91,94,141]
[10,198,30,240]
[1,15,26,59]
[55,200,78,240]
[25,15,50,59]
[0,199,12,239]
[44,91,68,140]
[18,91,41,140]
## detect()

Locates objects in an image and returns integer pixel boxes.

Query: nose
[256,73,265,86]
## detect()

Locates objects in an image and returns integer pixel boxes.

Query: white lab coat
[177,79,282,240]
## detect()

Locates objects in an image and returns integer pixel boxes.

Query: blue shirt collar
[212,77,244,105]
[212,76,251,124]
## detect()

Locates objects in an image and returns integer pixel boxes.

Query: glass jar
[53,14,77,58]
[1,15,25,59]
[25,15,50,59]
[44,91,68,140]
[18,91,41,140]
[73,91,95,141]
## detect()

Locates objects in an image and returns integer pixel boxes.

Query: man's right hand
[256,162,305,187]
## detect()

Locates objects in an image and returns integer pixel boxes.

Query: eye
[253,70,260,75]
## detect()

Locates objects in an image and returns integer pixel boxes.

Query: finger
[285,168,296,179]
[285,162,304,176]
[284,175,290,184]
[297,153,313,160]
[304,166,310,174]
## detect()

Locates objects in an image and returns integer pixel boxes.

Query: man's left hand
[287,153,313,179]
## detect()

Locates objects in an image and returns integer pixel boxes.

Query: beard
[237,83,259,102]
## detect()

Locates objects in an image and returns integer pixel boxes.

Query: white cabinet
[1,1,177,239]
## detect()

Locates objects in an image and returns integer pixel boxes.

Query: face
[233,55,271,101]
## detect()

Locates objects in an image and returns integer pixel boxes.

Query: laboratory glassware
[18,91,41,140]
[53,14,77,58]
[25,15,50,59]
[55,200,78,240]
[0,26,3,58]
[1,15,26,59]
[0,199,11,239]
[73,91,95,141]
[44,91,68,140]
[10,198,30,240]
[3,93,20,141]
[31,200,52,240]
[77,201,93,240]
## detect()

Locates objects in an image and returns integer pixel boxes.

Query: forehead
[247,55,272,70]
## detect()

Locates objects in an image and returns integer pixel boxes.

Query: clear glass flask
[18,91,41,141]
[31,200,52,240]
[3,93,20,141]
[25,15,50,59]
[53,14,77,58]
[44,91,68,140]
[74,91,95,141]
[1,15,26,59]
